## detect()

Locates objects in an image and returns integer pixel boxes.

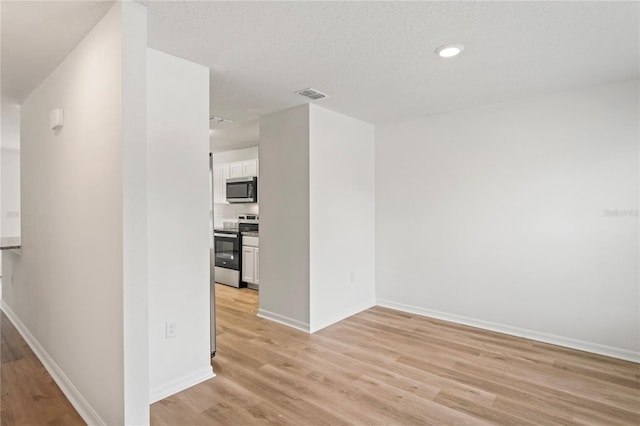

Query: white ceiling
[143,1,639,126]
[209,118,259,153]
[3,2,638,152]
[1,1,114,103]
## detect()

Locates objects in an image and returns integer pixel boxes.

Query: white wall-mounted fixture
[435,44,464,58]
[49,108,64,130]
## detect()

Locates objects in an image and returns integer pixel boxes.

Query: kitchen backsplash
[213,203,259,228]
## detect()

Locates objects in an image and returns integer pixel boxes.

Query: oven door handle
[214,233,238,238]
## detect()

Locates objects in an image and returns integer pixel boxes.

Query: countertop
[214,228,259,237]
[214,228,239,233]
[0,237,21,250]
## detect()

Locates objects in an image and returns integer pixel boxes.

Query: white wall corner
[309,299,376,333]
[257,308,311,333]
[149,366,215,404]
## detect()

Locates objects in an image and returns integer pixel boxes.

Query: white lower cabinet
[242,236,259,287]
[254,247,259,285]
[242,247,255,283]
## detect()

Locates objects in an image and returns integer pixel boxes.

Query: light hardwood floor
[151,284,640,425]
[1,286,638,425]
[0,312,84,425]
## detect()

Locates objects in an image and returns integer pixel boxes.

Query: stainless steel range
[213,214,258,288]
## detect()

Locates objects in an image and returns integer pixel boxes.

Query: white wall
[376,80,640,361]
[147,48,213,402]
[212,146,258,164]
[309,105,376,332]
[1,148,20,238]
[259,104,376,333]
[1,98,21,237]
[1,3,149,424]
[213,202,259,229]
[259,104,311,330]
[121,3,149,423]
[1,98,22,276]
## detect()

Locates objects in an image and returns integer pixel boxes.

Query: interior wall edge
[309,299,376,334]
[149,366,215,404]
[257,308,311,333]
[0,300,107,426]
[376,298,640,363]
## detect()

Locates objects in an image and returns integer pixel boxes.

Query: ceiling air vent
[295,88,329,100]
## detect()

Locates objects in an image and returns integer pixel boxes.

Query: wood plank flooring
[1,285,638,425]
[151,284,640,425]
[0,312,84,426]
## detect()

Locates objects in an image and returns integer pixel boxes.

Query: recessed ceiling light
[435,44,464,58]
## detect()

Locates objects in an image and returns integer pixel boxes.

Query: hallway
[0,311,83,425]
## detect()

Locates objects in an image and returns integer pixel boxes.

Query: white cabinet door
[228,159,258,178]
[229,162,244,178]
[254,247,259,285]
[212,166,222,203]
[220,165,229,202]
[242,159,258,177]
[212,165,229,203]
[242,247,255,284]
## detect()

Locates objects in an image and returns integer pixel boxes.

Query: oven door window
[215,237,239,269]
[216,240,235,259]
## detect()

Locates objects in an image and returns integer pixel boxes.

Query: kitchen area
[210,148,260,292]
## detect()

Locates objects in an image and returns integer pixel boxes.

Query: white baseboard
[310,300,376,333]
[1,300,107,426]
[149,366,215,404]
[376,298,640,363]
[257,308,310,333]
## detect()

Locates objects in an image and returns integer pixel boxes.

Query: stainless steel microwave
[226,176,258,203]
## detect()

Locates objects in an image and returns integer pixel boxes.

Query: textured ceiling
[209,118,259,153]
[3,1,638,150]
[1,1,114,103]
[143,1,639,126]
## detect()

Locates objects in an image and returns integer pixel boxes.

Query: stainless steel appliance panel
[214,266,241,288]
[209,153,216,357]
[226,176,258,203]
[214,232,240,271]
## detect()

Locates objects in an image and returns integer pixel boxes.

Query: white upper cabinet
[229,162,244,178]
[212,164,229,204]
[243,159,258,177]
[214,158,258,204]
[229,159,258,178]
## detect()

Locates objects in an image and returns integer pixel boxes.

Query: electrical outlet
[349,271,356,284]
[165,321,177,338]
